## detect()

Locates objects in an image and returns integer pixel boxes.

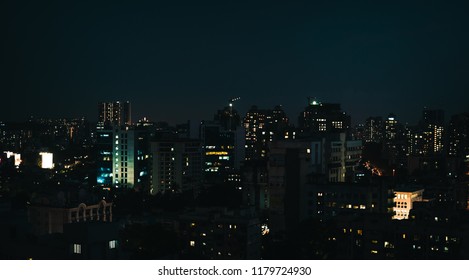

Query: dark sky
[3,0,469,125]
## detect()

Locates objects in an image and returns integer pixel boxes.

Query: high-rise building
[447,113,469,158]
[244,105,289,161]
[420,109,445,155]
[200,121,245,184]
[364,117,383,143]
[382,114,408,165]
[266,105,289,142]
[96,126,148,190]
[96,129,114,187]
[406,125,425,156]
[150,139,203,195]
[384,114,398,141]
[96,101,147,191]
[98,101,131,129]
[447,113,469,177]
[112,127,136,189]
[352,123,365,141]
[298,97,351,135]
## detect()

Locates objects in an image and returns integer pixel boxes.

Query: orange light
[205,151,228,156]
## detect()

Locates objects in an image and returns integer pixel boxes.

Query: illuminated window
[190,241,195,247]
[73,244,81,254]
[371,250,378,254]
[109,240,117,249]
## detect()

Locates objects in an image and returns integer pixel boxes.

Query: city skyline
[3,1,469,124]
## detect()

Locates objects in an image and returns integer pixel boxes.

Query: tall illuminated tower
[98,101,131,129]
[421,109,444,154]
[96,101,134,189]
[244,105,289,161]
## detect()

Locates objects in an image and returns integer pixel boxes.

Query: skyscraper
[96,126,144,190]
[96,101,137,190]
[98,101,131,129]
[244,105,290,161]
[448,113,469,158]
[200,120,245,184]
[420,109,445,155]
[150,139,203,195]
[364,117,383,143]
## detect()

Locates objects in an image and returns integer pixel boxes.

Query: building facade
[150,139,203,194]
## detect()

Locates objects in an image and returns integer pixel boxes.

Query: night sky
[3,0,469,125]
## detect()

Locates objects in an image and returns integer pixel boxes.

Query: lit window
[109,240,117,249]
[73,244,81,254]
[190,241,195,247]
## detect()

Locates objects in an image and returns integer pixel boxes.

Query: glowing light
[39,152,54,169]
[205,151,228,156]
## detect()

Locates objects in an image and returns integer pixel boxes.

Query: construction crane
[229,97,241,107]
[228,97,241,131]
